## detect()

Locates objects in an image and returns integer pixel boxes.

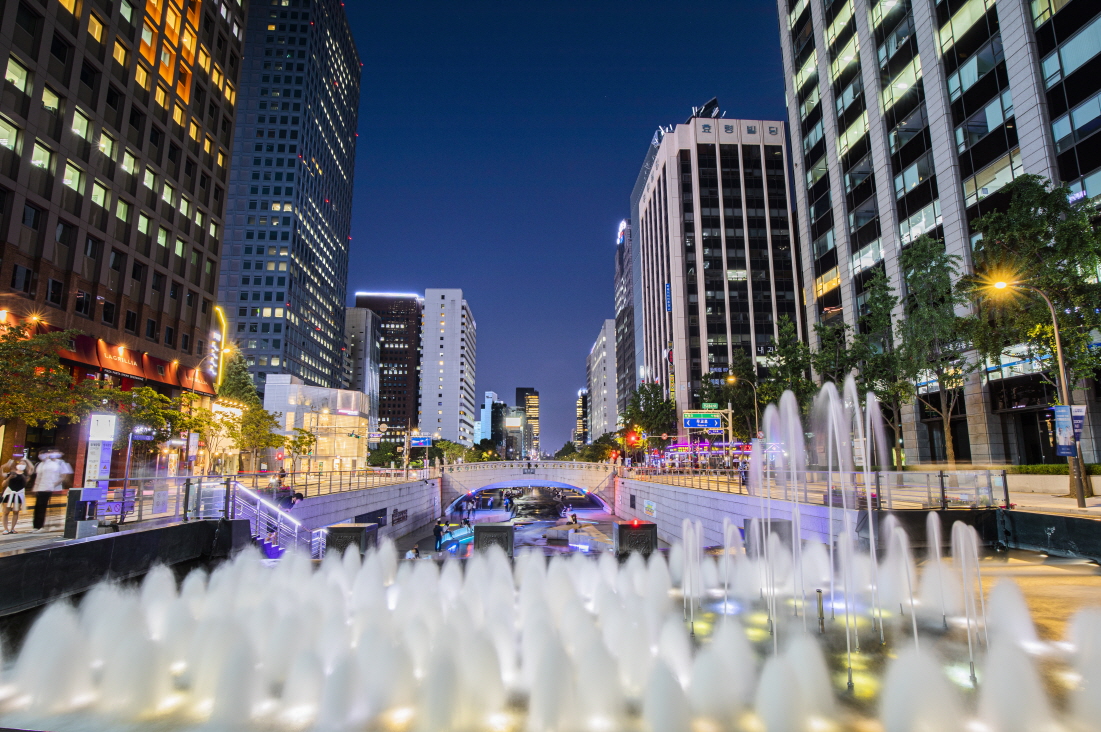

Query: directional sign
[683,411,722,429]
[410,436,432,448]
[702,402,719,410]
[707,428,725,435]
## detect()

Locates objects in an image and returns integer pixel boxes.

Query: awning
[142,354,181,386]
[57,334,101,370]
[179,365,216,395]
[96,340,145,380]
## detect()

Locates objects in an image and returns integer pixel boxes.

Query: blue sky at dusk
[343,0,788,450]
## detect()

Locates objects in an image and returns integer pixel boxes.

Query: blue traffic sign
[410,436,432,448]
[683,417,722,429]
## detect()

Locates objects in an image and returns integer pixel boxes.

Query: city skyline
[342,0,787,450]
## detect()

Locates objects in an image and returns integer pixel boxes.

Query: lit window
[112,40,129,66]
[172,104,185,125]
[116,199,131,222]
[91,181,109,208]
[121,150,137,174]
[155,86,168,108]
[0,117,18,151]
[4,58,29,94]
[135,64,150,89]
[31,142,52,169]
[162,182,175,204]
[63,162,85,192]
[72,110,92,140]
[59,0,76,14]
[88,14,105,42]
[98,133,116,157]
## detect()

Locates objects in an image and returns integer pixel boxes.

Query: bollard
[182,478,191,521]
[938,471,948,511]
[223,477,232,519]
[817,589,825,633]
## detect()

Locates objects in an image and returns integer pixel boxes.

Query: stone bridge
[439,461,617,510]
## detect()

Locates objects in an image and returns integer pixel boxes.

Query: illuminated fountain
[0,379,1098,731]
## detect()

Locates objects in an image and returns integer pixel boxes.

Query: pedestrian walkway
[0,502,67,554]
[1009,491,1101,518]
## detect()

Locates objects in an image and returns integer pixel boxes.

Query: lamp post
[726,374,760,436]
[991,280,1087,507]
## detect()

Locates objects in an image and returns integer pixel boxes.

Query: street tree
[554,441,579,460]
[811,319,859,388]
[971,174,1101,396]
[284,427,317,473]
[218,351,260,405]
[108,387,200,459]
[578,432,618,462]
[0,324,111,428]
[758,315,815,410]
[368,442,399,467]
[697,348,759,439]
[621,382,676,449]
[853,267,911,469]
[898,235,978,465]
[227,403,283,471]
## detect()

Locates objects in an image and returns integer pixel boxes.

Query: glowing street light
[987,277,1086,507]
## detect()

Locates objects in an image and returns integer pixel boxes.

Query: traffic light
[626,432,638,446]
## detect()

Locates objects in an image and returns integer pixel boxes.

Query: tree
[218,351,260,405]
[898,235,978,465]
[971,175,1101,390]
[621,382,676,449]
[811,319,858,388]
[284,427,316,473]
[469,438,499,462]
[0,324,110,428]
[187,405,235,471]
[367,441,399,467]
[433,439,468,464]
[578,432,618,462]
[554,441,578,460]
[226,402,283,471]
[108,387,200,459]
[697,348,759,439]
[758,315,815,409]
[853,267,911,470]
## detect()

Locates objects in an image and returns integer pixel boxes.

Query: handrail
[442,460,617,474]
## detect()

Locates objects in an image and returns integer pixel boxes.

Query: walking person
[31,449,72,533]
[267,492,303,543]
[1,462,28,534]
[433,520,444,552]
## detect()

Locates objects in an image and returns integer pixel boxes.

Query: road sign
[410,436,432,448]
[368,432,384,440]
[707,428,725,435]
[702,402,718,410]
[683,411,722,429]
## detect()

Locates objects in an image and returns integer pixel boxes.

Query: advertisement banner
[643,499,657,518]
[1054,405,1077,457]
[1072,405,1087,441]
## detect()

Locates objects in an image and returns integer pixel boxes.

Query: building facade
[343,305,380,427]
[419,288,476,446]
[777,0,1101,463]
[515,387,539,457]
[0,0,244,469]
[219,0,360,392]
[574,388,590,446]
[613,219,636,417]
[503,406,526,459]
[264,373,368,471]
[635,103,801,425]
[354,292,421,444]
[587,318,618,438]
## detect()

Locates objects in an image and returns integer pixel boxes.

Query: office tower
[503,406,526,459]
[614,219,637,416]
[515,387,540,457]
[355,292,421,444]
[574,388,590,446]
[777,0,1101,463]
[0,0,245,462]
[587,319,618,438]
[477,390,498,444]
[419,288,476,446]
[219,0,360,392]
[635,101,800,421]
[343,305,381,425]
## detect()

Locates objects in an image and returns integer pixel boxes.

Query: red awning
[57,334,101,370]
[142,354,182,387]
[96,340,146,380]
[179,365,216,395]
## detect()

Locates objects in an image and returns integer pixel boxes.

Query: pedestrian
[31,450,71,533]
[404,544,421,560]
[1,453,35,481]
[268,491,303,542]
[278,466,288,488]
[2,463,28,534]
[433,520,444,551]
[469,497,477,519]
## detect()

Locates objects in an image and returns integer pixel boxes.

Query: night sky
[343,0,788,451]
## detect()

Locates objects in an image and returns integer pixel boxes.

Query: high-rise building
[419,288,476,446]
[635,101,800,424]
[515,387,540,457]
[503,406,526,459]
[587,319,618,439]
[0,0,245,464]
[355,292,421,444]
[614,219,636,418]
[219,0,360,393]
[574,388,590,446]
[343,305,381,427]
[776,0,1101,463]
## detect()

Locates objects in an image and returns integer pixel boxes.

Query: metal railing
[625,466,1010,510]
[442,460,616,474]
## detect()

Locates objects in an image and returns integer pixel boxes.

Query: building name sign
[392,508,408,525]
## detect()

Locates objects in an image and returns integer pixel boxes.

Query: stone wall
[290,478,441,542]
[613,477,859,547]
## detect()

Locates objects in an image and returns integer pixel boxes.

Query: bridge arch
[444,480,611,513]
[439,461,617,509]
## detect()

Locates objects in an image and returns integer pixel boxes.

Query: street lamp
[726,374,760,437]
[990,279,1087,507]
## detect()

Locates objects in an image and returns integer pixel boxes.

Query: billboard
[504,417,523,428]
[410,436,432,448]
